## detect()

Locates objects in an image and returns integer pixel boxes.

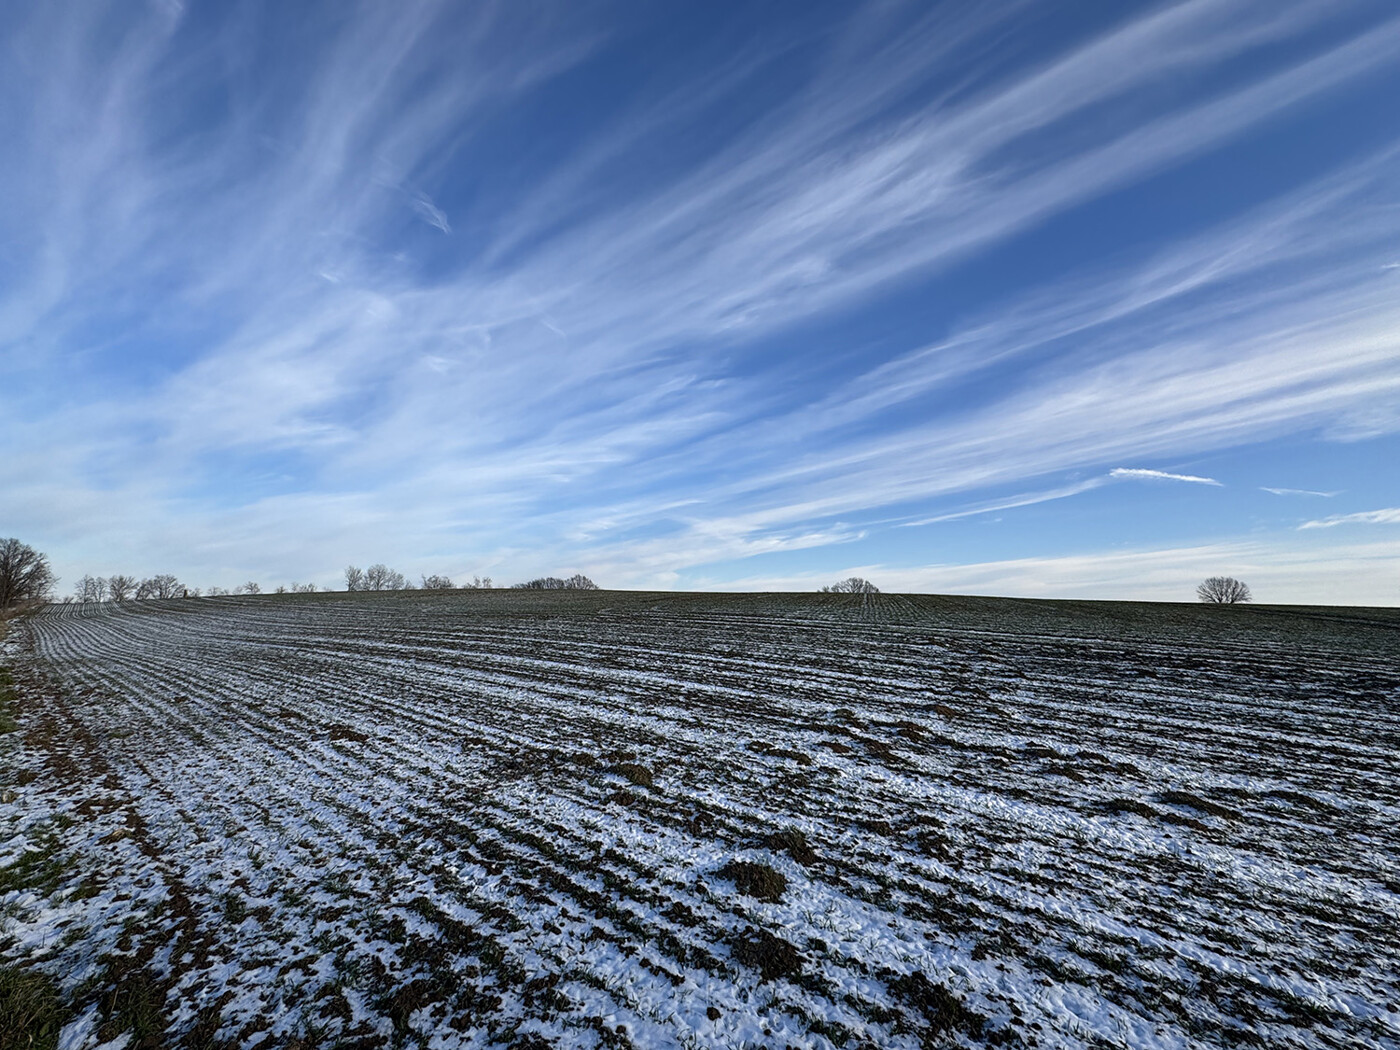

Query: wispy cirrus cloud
[2,1,1399,597]
[409,192,451,234]
[1262,487,1338,497]
[1110,468,1223,486]
[1299,508,1400,529]
[898,479,1109,526]
[897,463,1227,527]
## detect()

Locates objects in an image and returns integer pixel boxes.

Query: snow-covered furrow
[3,592,1398,1050]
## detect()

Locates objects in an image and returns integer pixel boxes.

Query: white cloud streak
[2,1,1399,593]
[1299,508,1400,529]
[410,192,451,234]
[1110,468,1223,486]
[898,479,1109,526]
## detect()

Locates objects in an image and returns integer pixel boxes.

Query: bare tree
[75,575,108,603]
[1197,577,1251,604]
[461,575,493,589]
[345,565,365,591]
[107,574,137,602]
[0,538,57,610]
[293,582,317,593]
[206,585,229,596]
[234,581,261,595]
[820,577,880,594]
[363,564,407,590]
[421,574,455,590]
[511,574,599,590]
[137,574,184,600]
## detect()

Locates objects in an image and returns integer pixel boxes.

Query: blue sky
[3,0,1399,603]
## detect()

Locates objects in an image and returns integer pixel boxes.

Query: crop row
[2,592,1397,1049]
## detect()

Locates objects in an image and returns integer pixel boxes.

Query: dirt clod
[885,969,985,1038]
[1102,797,1159,820]
[764,828,817,866]
[718,860,788,902]
[1158,790,1240,820]
[612,762,653,788]
[732,927,804,982]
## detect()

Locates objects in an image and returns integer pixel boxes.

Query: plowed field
[2,592,1397,1049]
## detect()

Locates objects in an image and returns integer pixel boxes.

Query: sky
[3,0,1399,604]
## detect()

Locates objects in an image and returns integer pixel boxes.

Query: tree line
[344,565,499,591]
[62,566,601,601]
[4,536,1264,610]
[511,575,599,590]
[345,566,598,592]
[69,575,291,601]
[1,541,604,610]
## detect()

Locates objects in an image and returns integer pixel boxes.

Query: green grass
[0,828,66,898]
[0,668,18,735]
[76,958,169,1050]
[0,966,63,1050]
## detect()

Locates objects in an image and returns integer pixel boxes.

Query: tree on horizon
[1197,577,1251,604]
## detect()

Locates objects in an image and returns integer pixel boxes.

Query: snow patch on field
[2,592,1398,1048]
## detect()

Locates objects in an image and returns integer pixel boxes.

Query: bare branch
[1196,577,1251,604]
[0,538,57,609]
